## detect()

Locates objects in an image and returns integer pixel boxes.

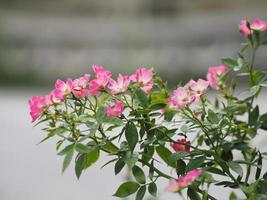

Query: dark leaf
[135,186,146,200]
[62,148,74,173]
[113,181,140,198]
[132,165,146,184]
[125,122,139,152]
[156,146,176,168]
[186,156,205,172]
[148,182,157,197]
[115,158,125,175]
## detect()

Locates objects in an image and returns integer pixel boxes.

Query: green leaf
[187,186,201,200]
[135,88,149,108]
[262,41,267,45]
[176,159,186,175]
[156,146,176,168]
[148,182,157,197]
[75,154,86,179]
[62,148,74,173]
[208,109,220,124]
[125,122,138,152]
[205,167,226,176]
[124,151,138,169]
[164,110,176,122]
[115,158,125,175]
[96,106,106,123]
[228,161,243,177]
[132,166,146,184]
[83,148,100,169]
[135,186,146,200]
[170,152,187,162]
[255,152,262,180]
[75,143,92,153]
[102,142,119,153]
[229,192,237,200]
[141,146,154,163]
[221,58,238,69]
[113,181,140,198]
[58,143,75,156]
[186,156,205,172]
[249,105,259,126]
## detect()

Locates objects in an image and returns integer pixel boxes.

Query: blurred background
[1,0,267,200]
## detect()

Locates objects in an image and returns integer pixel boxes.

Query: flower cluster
[168,65,228,110]
[166,169,202,192]
[239,18,267,37]
[28,65,154,122]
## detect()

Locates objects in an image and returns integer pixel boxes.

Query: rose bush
[29,18,267,200]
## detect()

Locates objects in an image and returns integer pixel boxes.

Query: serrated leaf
[113,181,140,198]
[125,122,138,152]
[132,166,146,184]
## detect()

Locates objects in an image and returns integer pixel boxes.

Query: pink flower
[45,90,61,106]
[166,179,180,192]
[28,96,46,122]
[72,74,90,98]
[88,80,101,96]
[250,18,267,31]
[106,101,124,117]
[166,169,202,192]
[108,74,130,95]
[88,65,112,96]
[172,139,191,152]
[130,67,153,94]
[54,78,73,100]
[239,19,251,37]
[187,79,209,96]
[92,64,112,88]
[207,65,228,90]
[168,87,195,109]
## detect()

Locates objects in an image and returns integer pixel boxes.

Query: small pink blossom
[54,78,73,100]
[45,90,61,106]
[108,74,130,95]
[92,64,112,88]
[130,67,153,94]
[88,80,101,96]
[106,101,124,117]
[72,74,90,98]
[250,18,267,31]
[166,169,202,192]
[28,96,46,122]
[207,65,228,90]
[172,139,191,152]
[168,87,195,109]
[187,79,209,96]
[239,19,251,37]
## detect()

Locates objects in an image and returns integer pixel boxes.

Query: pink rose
[168,87,195,109]
[206,65,228,90]
[108,74,130,95]
[106,101,124,117]
[130,67,153,94]
[239,19,251,37]
[72,74,90,98]
[187,79,209,96]
[172,139,191,152]
[250,18,267,31]
[28,96,46,122]
[54,78,73,100]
